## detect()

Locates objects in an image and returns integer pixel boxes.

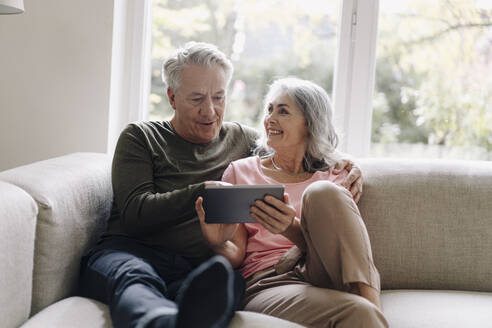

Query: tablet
[203,184,285,223]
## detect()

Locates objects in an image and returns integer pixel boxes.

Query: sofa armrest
[0,152,112,315]
[0,182,38,328]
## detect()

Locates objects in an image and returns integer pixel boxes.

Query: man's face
[168,64,227,144]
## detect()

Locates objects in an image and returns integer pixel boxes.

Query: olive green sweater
[103,121,258,263]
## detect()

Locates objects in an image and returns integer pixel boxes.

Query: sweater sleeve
[111,124,205,236]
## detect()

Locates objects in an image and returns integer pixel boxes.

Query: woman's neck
[272,151,305,175]
[260,156,312,184]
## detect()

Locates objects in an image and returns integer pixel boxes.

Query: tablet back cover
[204,185,284,223]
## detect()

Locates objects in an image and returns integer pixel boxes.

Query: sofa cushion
[0,181,38,328]
[0,153,113,315]
[230,311,305,327]
[359,159,492,291]
[19,297,111,328]
[19,297,304,328]
[381,289,492,328]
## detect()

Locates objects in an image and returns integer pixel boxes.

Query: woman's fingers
[262,195,296,216]
[250,199,295,234]
[253,200,285,222]
[250,211,282,233]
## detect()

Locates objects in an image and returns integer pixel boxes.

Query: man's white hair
[162,41,233,92]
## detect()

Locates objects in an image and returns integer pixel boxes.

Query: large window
[147,0,491,161]
[150,0,339,129]
[371,0,492,160]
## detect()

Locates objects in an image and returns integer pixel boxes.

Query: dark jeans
[79,236,242,328]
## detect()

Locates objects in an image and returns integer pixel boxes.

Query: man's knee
[80,250,167,302]
[110,258,167,297]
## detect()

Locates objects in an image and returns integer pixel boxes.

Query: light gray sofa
[1,152,491,328]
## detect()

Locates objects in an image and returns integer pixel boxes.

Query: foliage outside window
[371,0,492,160]
[150,0,339,129]
[151,0,492,161]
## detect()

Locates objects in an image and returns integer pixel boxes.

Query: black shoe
[174,255,236,328]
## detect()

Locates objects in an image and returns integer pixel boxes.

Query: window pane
[371,0,492,160]
[151,0,339,129]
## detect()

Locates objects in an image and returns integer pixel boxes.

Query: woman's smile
[267,128,283,136]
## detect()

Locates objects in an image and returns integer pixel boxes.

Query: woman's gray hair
[162,42,233,92]
[255,77,340,171]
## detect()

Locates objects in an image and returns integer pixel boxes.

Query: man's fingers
[344,170,358,188]
[350,183,359,197]
[195,196,203,209]
[195,197,205,222]
[283,193,290,204]
[334,159,353,173]
[354,192,361,204]
[333,160,345,173]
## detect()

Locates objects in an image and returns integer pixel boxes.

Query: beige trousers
[242,181,388,328]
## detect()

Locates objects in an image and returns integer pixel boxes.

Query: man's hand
[333,159,363,203]
[196,181,237,248]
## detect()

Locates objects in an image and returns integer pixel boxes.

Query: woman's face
[263,92,308,153]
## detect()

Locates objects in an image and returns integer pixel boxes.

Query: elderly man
[79,42,363,328]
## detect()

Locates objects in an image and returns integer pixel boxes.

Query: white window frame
[110,0,379,158]
[332,0,379,157]
[107,0,153,155]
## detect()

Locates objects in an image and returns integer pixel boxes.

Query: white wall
[0,0,114,171]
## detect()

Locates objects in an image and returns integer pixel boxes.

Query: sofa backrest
[359,159,492,292]
[0,153,112,316]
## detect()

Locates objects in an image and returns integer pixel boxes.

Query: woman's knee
[302,181,349,206]
[301,180,352,224]
[346,298,388,327]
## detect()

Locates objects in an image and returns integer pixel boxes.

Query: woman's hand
[250,193,306,249]
[334,159,363,203]
[196,180,238,248]
[250,193,297,235]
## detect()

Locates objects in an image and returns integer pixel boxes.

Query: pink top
[221,156,348,278]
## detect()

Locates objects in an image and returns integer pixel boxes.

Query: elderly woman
[196,77,387,328]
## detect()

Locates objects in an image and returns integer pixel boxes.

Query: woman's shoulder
[223,156,264,184]
[229,156,259,171]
